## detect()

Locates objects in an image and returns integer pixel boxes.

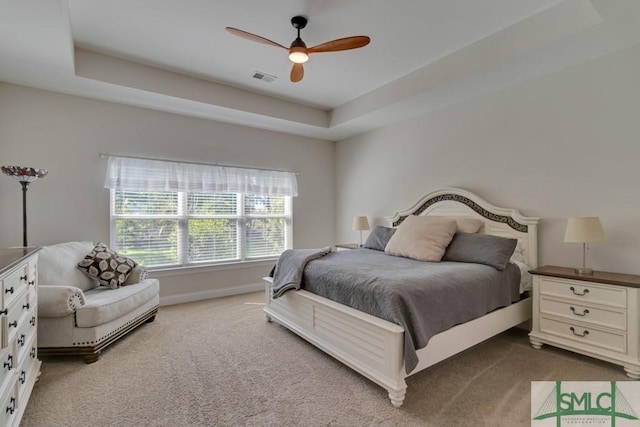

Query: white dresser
[0,248,41,427]
[529,265,640,379]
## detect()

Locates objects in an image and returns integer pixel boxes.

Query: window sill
[149,258,277,278]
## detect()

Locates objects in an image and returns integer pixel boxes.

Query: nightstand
[529,266,640,379]
[335,243,360,251]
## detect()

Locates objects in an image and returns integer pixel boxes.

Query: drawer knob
[0,309,7,315]
[23,303,30,310]
[570,326,589,337]
[4,287,14,294]
[30,347,36,358]
[6,397,15,414]
[19,371,26,384]
[569,286,589,296]
[570,307,590,317]
[4,355,13,371]
[17,334,25,347]
[28,280,35,286]
[30,316,36,326]
[8,320,17,328]
[19,275,27,281]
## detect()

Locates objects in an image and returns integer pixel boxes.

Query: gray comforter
[300,248,521,374]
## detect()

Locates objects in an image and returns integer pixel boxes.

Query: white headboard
[386,188,540,268]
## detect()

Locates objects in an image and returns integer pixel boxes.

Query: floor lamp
[2,166,48,247]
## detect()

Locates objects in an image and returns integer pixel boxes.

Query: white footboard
[264,277,408,407]
[264,277,533,407]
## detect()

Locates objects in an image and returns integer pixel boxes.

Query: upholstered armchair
[37,241,159,363]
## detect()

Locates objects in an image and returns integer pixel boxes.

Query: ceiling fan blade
[308,36,370,53]
[225,27,286,49]
[290,63,304,83]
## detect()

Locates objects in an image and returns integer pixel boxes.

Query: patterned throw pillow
[77,243,138,289]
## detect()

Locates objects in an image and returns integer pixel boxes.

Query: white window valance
[104,156,298,197]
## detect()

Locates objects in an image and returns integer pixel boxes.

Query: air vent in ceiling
[252,71,277,83]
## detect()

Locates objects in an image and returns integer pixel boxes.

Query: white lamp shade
[352,216,370,231]
[564,217,605,243]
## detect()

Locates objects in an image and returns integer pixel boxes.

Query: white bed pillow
[453,218,484,233]
[429,217,484,233]
[510,241,526,264]
[385,216,457,262]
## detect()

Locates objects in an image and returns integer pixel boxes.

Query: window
[104,155,297,269]
[111,190,292,268]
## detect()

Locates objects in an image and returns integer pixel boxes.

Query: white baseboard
[159,282,263,306]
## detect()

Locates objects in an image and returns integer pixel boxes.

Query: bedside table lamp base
[576,242,593,275]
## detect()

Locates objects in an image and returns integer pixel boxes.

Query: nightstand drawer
[539,297,626,331]
[539,277,626,308]
[539,316,626,354]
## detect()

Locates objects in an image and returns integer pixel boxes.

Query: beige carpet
[22,291,627,427]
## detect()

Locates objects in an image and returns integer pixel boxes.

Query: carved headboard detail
[386,188,540,268]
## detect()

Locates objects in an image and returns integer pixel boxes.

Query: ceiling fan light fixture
[288,47,309,64]
[226,15,370,82]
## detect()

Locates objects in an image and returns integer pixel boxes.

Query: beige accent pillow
[385,216,457,262]
[454,218,484,233]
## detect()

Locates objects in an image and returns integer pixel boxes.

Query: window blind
[111,190,291,268]
[105,156,298,197]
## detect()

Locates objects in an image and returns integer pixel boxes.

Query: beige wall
[336,43,640,275]
[0,83,335,302]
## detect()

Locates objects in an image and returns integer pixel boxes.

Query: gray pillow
[363,226,397,251]
[442,233,517,271]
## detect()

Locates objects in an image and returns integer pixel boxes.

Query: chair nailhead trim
[71,307,157,346]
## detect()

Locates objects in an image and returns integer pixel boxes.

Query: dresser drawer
[0,342,15,396]
[539,277,626,308]
[4,290,29,347]
[0,341,16,392]
[16,334,37,403]
[539,297,626,331]
[1,263,29,311]
[539,316,626,354]
[0,379,18,427]
[16,306,37,364]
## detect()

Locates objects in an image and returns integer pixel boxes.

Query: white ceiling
[2,1,640,140]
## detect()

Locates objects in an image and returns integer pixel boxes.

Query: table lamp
[563,217,605,275]
[352,216,370,248]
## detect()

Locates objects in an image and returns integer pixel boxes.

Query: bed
[263,188,539,407]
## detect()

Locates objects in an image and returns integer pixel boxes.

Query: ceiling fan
[225,16,370,83]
